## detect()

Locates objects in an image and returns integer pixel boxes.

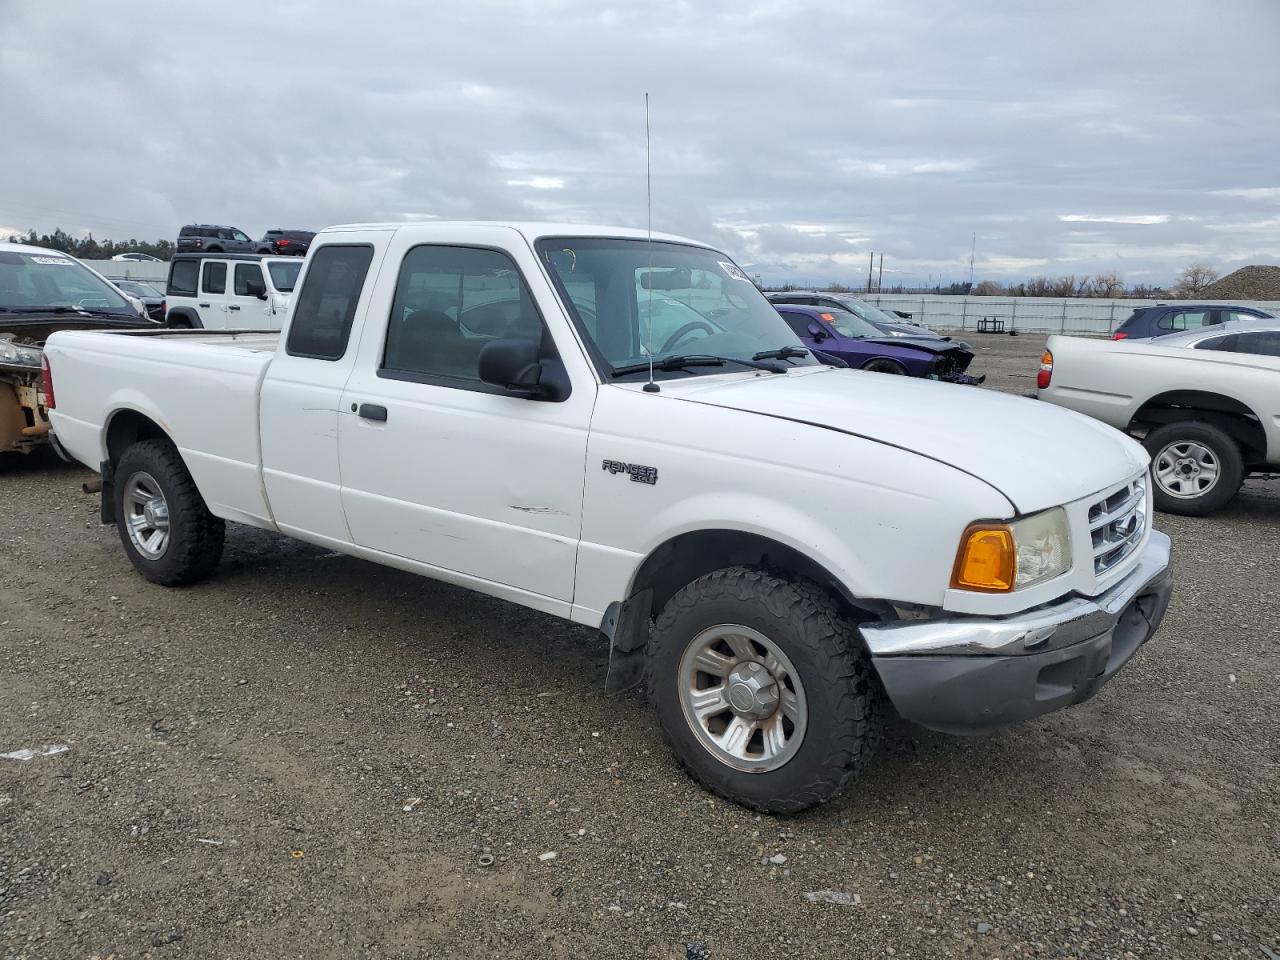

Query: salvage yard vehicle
[164,253,301,329]
[1039,320,1280,516]
[1,242,156,457]
[1110,303,1273,341]
[774,303,982,383]
[766,291,945,341]
[44,222,1172,812]
[176,224,272,255]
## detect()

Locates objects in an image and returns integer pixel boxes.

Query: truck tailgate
[45,330,280,529]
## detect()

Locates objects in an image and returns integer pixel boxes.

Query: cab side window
[381,245,552,387]
[201,261,226,295]
[1160,309,1209,332]
[234,263,263,296]
[1234,331,1280,357]
[285,244,375,360]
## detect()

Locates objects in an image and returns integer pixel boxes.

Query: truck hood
[660,367,1149,514]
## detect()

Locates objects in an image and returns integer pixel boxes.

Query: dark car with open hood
[0,243,157,457]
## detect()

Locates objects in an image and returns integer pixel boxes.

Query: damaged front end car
[1,335,51,456]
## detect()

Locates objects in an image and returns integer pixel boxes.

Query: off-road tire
[647,567,883,813]
[1143,420,1244,517]
[114,439,224,586]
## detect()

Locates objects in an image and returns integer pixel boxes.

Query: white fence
[79,259,169,284]
[859,294,1280,336]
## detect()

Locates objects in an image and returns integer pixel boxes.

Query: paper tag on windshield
[30,256,72,265]
[718,260,752,283]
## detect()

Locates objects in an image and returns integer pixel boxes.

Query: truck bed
[44,329,281,529]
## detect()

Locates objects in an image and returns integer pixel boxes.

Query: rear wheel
[114,439,224,585]
[647,567,882,813]
[205,246,223,253]
[1144,421,1244,516]
[862,357,907,375]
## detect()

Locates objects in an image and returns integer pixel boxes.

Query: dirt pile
[1201,264,1280,300]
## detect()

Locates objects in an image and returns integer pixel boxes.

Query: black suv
[176,224,271,255]
[262,229,315,256]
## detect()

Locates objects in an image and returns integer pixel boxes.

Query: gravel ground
[2,334,1278,959]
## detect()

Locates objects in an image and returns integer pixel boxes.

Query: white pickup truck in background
[44,222,1173,812]
[1038,320,1280,516]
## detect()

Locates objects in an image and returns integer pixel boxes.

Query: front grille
[1088,476,1147,576]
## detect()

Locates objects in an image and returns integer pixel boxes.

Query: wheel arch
[165,307,202,329]
[104,407,174,466]
[1128,390,1266,461]
[602,527,888,694]
[627,528,876,619]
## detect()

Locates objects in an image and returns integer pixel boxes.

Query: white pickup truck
[44,222,1173,812]
[1038,321,1280,516]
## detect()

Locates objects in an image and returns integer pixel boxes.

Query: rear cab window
[285,244,375,360]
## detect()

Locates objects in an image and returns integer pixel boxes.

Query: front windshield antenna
[642,92,659,394]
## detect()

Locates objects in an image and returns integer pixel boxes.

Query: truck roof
[317,220,707,248]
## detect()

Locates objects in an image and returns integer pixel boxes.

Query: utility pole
[866,252,874,293]
[877,253,884,293]
[967,232,976,291]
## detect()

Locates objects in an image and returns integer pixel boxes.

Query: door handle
[356,403,388,422]
[228,304,241,311]
[198,303,210,308]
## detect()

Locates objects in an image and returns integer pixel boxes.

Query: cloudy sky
[2,0,1278,287]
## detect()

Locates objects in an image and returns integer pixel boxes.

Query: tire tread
[647,566,882,814]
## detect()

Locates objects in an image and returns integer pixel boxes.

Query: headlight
[951,507,1071,592]
[0,339,43,368]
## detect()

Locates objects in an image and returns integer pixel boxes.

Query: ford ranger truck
[43,222,1173,813]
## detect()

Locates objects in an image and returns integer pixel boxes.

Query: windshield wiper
[612,353,786,377]
[9,305,131,318]
[752,346,809,362]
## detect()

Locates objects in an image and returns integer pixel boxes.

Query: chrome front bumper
[861,531,1173,734]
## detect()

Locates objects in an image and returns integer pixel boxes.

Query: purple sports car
[774,304,981,384]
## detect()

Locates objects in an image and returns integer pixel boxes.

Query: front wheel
[862,357,907,375]
[647,567,882,813]
[114,439,225,585]
[1144,421,1244,516]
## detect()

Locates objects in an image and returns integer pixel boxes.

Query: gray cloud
[1,0,1277,286]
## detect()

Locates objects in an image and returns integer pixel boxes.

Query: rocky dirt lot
[1,335,1277,959]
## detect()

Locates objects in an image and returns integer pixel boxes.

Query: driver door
[336,225,596,605]
[228,262,276,327]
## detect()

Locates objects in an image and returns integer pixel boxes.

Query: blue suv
[1112,303,1273,340]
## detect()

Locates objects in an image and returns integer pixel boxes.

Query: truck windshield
[0,250,134,313]
[268,261,302,292]
[536,237,817,379]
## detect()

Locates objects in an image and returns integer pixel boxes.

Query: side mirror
[478,338,570,401]
[254,289,269,301]
[806,322,828,342]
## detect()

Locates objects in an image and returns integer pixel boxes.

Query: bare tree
[1172,263,1219,298]
[1089,271,1125,298]
[973,279,1003,296]
[1048,275,1078,297]
[1025,276,1053,297]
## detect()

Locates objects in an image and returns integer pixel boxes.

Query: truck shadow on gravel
[202,523,1093,820]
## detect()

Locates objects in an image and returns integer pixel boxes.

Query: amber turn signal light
[951,524,1016,592]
